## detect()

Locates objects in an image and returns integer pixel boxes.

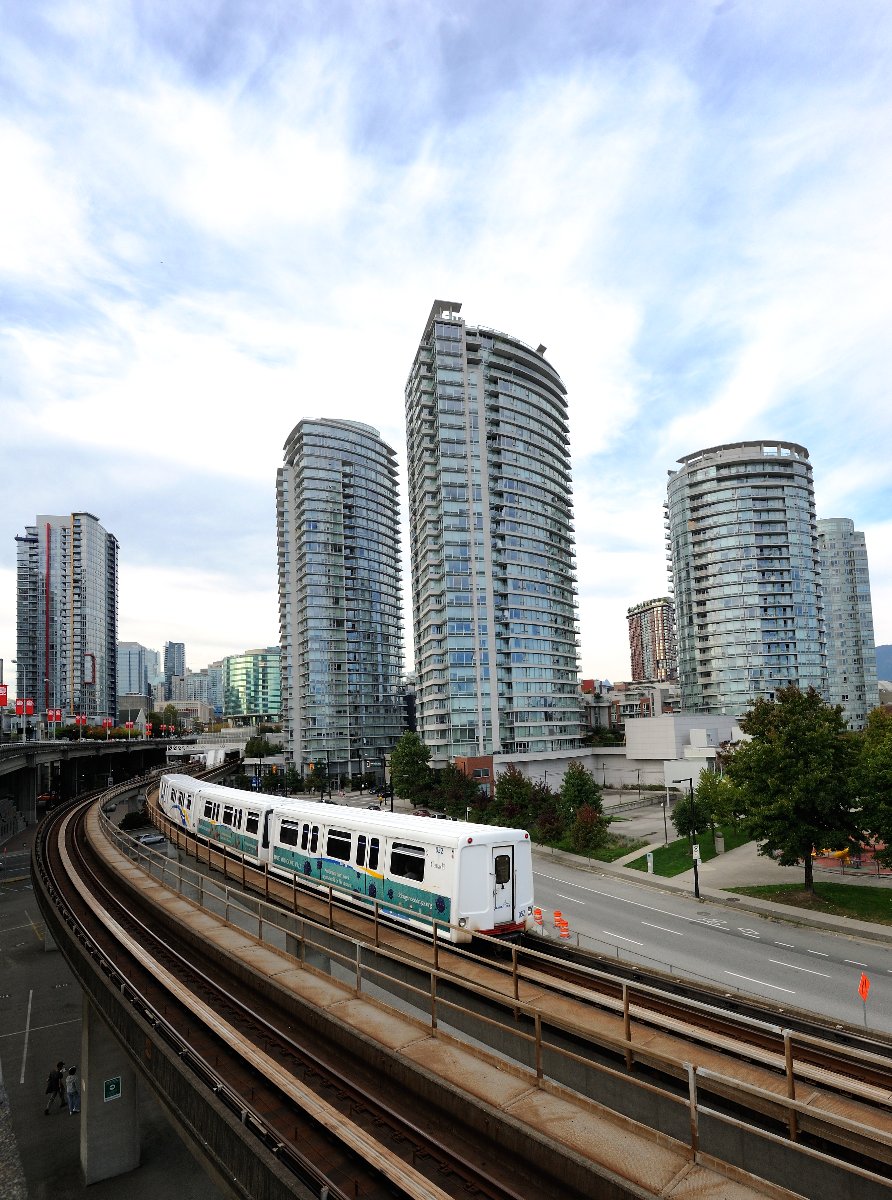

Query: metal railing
[99,805,892,1188]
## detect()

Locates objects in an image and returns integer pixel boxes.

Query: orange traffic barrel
[559,925,570,938]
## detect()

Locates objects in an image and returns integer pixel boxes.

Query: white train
[158,775,534,941]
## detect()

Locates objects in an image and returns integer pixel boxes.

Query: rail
[104,806,892,1185]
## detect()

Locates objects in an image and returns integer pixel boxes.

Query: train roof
[163,775,529,846]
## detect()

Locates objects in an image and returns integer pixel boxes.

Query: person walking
[44,1061,65,1114]
[65,1066,80,1115]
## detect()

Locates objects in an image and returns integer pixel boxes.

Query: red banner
[125,721,134,729]
[15,699,24,715]
[0,685,7,706]
[24,699,34,716]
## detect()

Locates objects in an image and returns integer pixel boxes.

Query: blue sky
[2,0,891,687]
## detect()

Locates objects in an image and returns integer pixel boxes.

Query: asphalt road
[531,860,892,1034]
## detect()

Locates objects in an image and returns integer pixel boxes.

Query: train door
[492,845,514,925]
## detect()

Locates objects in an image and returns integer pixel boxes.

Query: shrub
[570,804,608,855]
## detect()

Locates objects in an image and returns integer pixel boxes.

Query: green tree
[557,760,602,825]
[670,785,714,844]
[389,732,432,804]
[724,685,860,892]
[430,763,481,817]
[305,763,328,794]
[245,736,281,758]
[492,765,533,825]
[284,767,303,794]
[162,703,179,731]
[856,708,892,866]
[569,804,608,855]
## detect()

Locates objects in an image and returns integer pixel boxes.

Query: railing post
[374,899,379,948]
[293,872,297,915]
[687,1064,699,1157]
[623,982,632,1070]
[199,876,204,909]
[265,862,269,903]
[783,1029,798,1141]
[355,942,361,994]
[433,920,439,972]
[300,919,305,965]
[223,853,227,882]
[328,885,333,929]
[430,972,437,1030]
[535,1012,543,1082]
[242,854,246,889]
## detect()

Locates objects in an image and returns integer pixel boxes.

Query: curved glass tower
[817,518,879,731]
[667,441,826,715]
[277,419,404,782]
[406,300,581,763]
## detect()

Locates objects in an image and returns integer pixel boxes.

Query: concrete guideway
[115,800,892,1197]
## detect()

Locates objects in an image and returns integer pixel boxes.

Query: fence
[99,804,892,1199]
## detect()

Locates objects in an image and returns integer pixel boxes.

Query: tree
[557,760,602,825]
[305,763,328,794]
[245,736,281,759]
[430,763,481,817]
[492,765,533,825]
[570,804,608,855]
[856,708,892,866]
[389,732,432,804]
[670,784,714,844]
[284,767,303,794]
[162,703,179,731]
[724,685,860,892]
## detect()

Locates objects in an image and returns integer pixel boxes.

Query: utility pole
[678,777,700,899]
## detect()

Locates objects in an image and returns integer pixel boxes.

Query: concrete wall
[492,747,666,787]
[624,714,739,762]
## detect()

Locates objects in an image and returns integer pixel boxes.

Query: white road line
[844,960,868,967]
[775,942,795,948]
[768,959,831,978]
[807,950,829,957]
[19,989,32,1084]
[604,931,644,945]
[725,972,795,994]
[554,894,585,904]
[642,922,683,936]
[0,1017,80,1041]
[534,872,731,927]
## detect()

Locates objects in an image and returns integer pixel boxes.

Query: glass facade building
[117,641,149,696]
[163,641,185,701]
[627,597,677,682]
[667,442,826,715]
[277,419,405,780]
[16,512,119,722]
[817,519,879,730]
[222,648,281,723]
[406,300,581,763]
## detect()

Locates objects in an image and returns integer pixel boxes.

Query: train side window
[213,803,220,822]
[234,808,242,829]
[390,843,425,883]
[245,811,259,835]
[368,837,379,871]
[356,835,367,867]
[301,824,309,851]
[327,829,351,860]
[222,806,234,827]
[309,825,319,853]
[280,821,300,847]
[204,800,213,819]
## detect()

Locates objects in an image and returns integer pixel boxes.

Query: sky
[2,0,891,692]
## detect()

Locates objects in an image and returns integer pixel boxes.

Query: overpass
[31,778,892,1199]
[0,739,171,825]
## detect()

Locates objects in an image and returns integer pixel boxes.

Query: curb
[531,844,892,947]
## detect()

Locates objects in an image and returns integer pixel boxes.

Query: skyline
[2,2,891,686]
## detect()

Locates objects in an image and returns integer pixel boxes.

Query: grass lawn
[626,826,753,877]
[538,832,649,863]
[726,882,892,925]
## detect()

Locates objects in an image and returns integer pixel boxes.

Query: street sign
[692,844,701,861]
[859,973,870,1002]
[103,1076,122,1102]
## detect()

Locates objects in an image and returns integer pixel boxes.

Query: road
[532,859,892,1034]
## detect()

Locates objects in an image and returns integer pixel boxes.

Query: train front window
[222,806,234,827]
[280,822,300,847]
[309,825,319,853]
[390,843,425,883]
[327,830,352,860]
[368,837,379,871]
[301,824,309,850]
[245,811,259,835]
[356,835,367,867]
[494,854,511,885]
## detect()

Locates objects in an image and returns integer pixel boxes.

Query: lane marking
[807,951,829,957]
[534,872,732,927]
[604,931,644,945]
[642,922,683,936]
[0,1017,80,1041]
[554,894,585,904]
[775,942,795,948]
[725,972,795,994]
[768,960,831,978]
[19,990,32,1084]
[844,960,868,967]
[23,910,43,943]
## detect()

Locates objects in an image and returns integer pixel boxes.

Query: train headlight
[458,917,467,928]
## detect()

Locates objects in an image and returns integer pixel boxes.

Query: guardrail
[101,806,892,1191]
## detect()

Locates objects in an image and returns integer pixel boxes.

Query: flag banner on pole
[859,973,870,1002]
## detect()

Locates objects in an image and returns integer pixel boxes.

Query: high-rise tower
[15,512,119,722]
[817,519,879,730]
[277,418,404,781]
[627,597,677,682]
[406,300,581,763]
[667,442,826,715]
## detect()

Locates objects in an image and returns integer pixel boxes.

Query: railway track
[34,787,541,1200]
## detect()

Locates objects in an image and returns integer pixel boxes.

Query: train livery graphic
[158,775,534,940]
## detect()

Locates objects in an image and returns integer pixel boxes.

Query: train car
[157,776,534,941]
[158,773,277,862]
[267,799,534,942]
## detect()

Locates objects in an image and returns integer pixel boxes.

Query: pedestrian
[65,1066,80,1115]
[44,1061,65,1114]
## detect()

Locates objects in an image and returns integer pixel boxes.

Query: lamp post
[678,777,700,899]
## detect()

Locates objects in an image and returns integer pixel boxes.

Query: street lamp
[677,777,700,899]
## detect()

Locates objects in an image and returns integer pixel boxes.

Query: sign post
[859,973,870,1027]
[103,1076,122,1102]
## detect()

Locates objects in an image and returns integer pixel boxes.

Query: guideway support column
[80,996,140,1183]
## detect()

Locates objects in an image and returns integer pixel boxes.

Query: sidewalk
[532,841,892,947]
